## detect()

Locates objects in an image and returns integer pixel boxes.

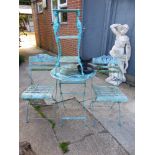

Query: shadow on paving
[20,97,129,155]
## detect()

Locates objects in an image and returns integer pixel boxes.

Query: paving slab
[19,100,63,155]
[20,97,129,155]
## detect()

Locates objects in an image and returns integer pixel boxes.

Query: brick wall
[32,0,82,56]
[31,2,40,47]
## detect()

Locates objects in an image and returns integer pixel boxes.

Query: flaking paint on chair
[91,56,128,126]
[51,9,96,124]
[21,54,57,123]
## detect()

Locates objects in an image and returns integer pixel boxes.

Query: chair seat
[93,85,128,103]
[60,56,78,64]
[30,65,53,71]
[51,65,96,82]
[21,85,54,100]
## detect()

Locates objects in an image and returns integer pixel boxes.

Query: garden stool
[21,54,57,123]
[21,85,54,123]
[91,85,128,126]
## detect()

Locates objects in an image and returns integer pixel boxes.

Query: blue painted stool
[90,55,128,126]
[91,85,128,126]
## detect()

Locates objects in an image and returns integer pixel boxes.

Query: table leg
[59,81,65,108]
[26,101,29,123]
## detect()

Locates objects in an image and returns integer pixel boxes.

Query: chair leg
[59,118,64,127]
[26,101,29,123]
[110,103,116,109]
[91,103,97,127]
[91,102,97,127]
[90,86,95,110]
[53,79,58,102]
[90,98,97,127]
[118,102,121,126]
[59,81,65,108]
[90,78,94,105]
[90,100,94,110]
[82,82,86,110]
[59,81,65,127]
[82,82,87,127]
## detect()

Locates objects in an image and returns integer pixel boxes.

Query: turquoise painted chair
[21,54,57,123]
[91,55,128,126]
[51,9,96,124]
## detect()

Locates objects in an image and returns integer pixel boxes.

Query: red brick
[32,0,82,55]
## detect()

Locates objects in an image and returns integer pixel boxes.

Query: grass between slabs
[59,142,70,153]
[32,105,56,129]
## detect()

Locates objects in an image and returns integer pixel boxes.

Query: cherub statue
[105,24,131,86]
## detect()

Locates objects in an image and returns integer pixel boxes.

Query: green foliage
[19,14,29,24]
[19,55,25,65]
[19,14,28,46]
[47,119,56,129]
[19,14,28,33]
[32,105,56,129]
[19,0,31,5]
[52,0,57,6]
[33,105,41,111]
[32,105,46,118]
[59,142,70,153]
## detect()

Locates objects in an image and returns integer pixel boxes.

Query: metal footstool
[91,85,128,126]
[21,84,54,123]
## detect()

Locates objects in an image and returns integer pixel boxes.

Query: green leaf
[59,142,70,153]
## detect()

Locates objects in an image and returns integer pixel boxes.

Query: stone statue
[105,24,131,86]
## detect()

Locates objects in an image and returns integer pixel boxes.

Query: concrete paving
[19,32,46,57]
[19,33,135,155]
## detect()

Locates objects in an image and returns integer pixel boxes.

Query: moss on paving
[47,119,56,129]
[31,105,70,153]
[59,142,70,153]
[32,105,56,129]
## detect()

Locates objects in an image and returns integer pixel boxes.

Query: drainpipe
[81,0,86,58]
[43,7,48,50]
[31,0,41,47]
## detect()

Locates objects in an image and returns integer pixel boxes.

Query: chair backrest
[52,9,84,75]
[29,54,57,84]
[92,55,122,86]
[92,55,121,73]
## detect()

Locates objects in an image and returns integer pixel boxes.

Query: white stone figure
[105,24,131,86]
